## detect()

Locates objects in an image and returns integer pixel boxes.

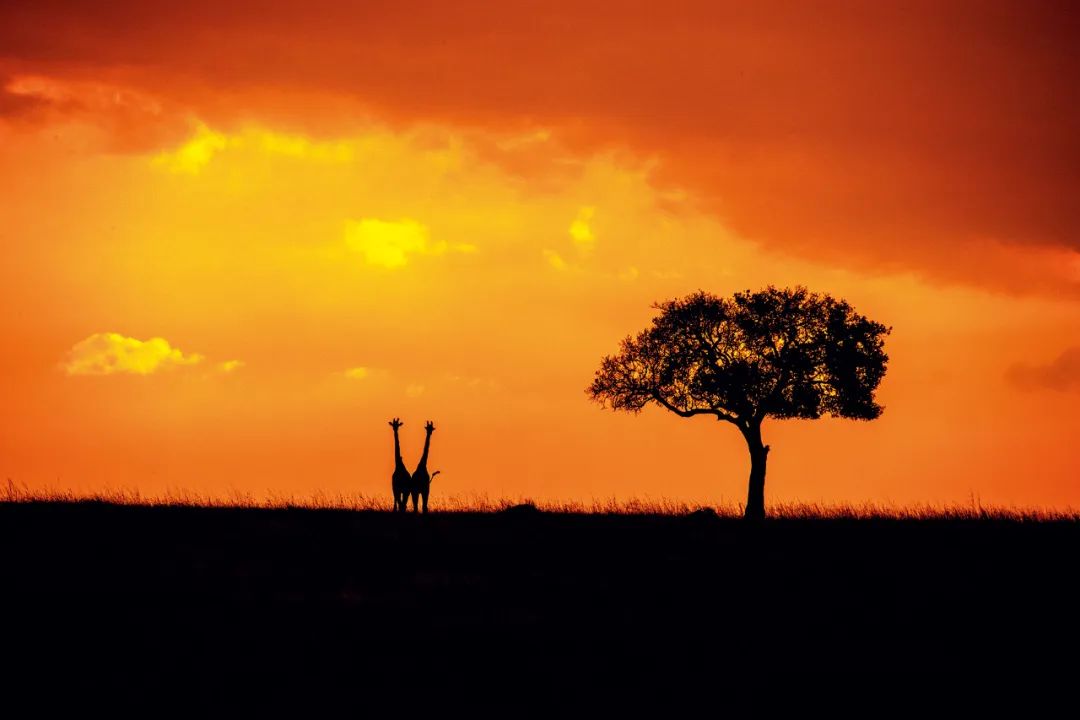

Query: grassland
[5,479,1075,520]
[3,490,1078,699]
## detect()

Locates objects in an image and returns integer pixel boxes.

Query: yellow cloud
[153,124,229,174]
[153,124,354,174]
[569,206,596,252]
[219,360,245,373]
[343,218,474,269]
[344,366,369,379]
[542,248,568,271]
[252,131,353,162]
[345,218,429,268]
[64,333,204,376]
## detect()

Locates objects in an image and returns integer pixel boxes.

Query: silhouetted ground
[2,501,1077,700]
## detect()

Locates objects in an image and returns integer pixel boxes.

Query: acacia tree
[587,287,890,519]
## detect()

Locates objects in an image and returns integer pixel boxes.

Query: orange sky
[1,1,1078,507]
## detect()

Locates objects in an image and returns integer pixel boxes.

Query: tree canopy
[587,286,890,518]
[588,286,890,427]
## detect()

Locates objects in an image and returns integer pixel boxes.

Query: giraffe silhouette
[410,420,439,513]
[388,418,411,512]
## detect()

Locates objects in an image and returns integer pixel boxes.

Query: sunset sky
[1,1,1078,507]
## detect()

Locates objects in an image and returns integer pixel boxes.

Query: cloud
[445,373,500,391]
[542,248,568,271]
[569,206,595,254]
[0,75,52,118]
[542,208,598,272]
[343,366,369,379]
[1007,348,1080,392]
[63,333,204,376]
[152,124,228,173]
[3,2,1080,293]
[250,130,353,162]
[1,73,186,152]
[218,360,245,373]
[153,124,354,174]
[452,242,479,254]
[345,218,430,269]
[344,218,474,269]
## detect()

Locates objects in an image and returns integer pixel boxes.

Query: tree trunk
[743,423,769,521]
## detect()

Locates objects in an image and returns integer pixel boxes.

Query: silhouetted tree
[587,287,890,519]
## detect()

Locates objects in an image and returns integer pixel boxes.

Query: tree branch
[651,392,741,425]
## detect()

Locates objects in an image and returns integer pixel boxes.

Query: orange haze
[1,1,1078,507]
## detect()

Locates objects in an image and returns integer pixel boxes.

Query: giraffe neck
[393,429,406,468]
[417,431,432,470]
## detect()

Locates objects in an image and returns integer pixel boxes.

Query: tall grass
[2,478,1076,520]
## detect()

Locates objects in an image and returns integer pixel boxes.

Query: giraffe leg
[421,489,429,514]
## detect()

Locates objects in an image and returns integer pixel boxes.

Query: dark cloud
[2,1,1078,292]
[0,76,50,118]
[1007,347,1080,391]
[0,72,190,152]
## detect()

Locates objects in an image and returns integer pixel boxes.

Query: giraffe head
[425,420,435,434]
[389,418,404,431]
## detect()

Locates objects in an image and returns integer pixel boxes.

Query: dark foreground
[3,502,1078,699]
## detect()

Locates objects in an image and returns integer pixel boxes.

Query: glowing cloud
[63,333,204,376]
[542,248,568,271]
[569,206,596,253]
[219,360,245,373]
[343,366,369,379]
[252,131,353,162]
[153,125,354,174]
[344,217,465,269]
[153,124,229,174]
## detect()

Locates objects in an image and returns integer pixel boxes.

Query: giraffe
[410,420,439,513]
[389,418,411,512]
